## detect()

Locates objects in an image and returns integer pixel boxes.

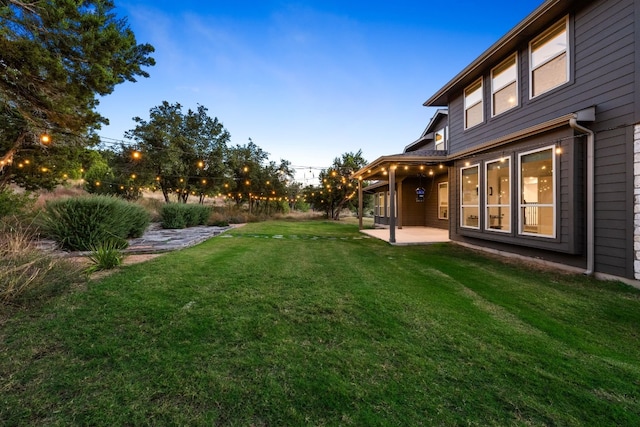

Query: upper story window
[464,79,483,129]
[491,54,518,116]
[530,17,569,98]
[435,127,447,150]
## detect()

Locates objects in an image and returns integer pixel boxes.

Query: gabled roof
[404,109,448,153]
[424,0,583,107]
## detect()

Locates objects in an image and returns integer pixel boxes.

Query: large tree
[305,150,368,220]
[125,101,231,203]
[0,0,155,188]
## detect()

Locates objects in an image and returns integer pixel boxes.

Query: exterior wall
[401,175,448,228]
[443,0,636,278]
[372,172,449,229]
[450,127,584,265]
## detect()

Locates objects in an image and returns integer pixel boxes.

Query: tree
[124,102,231,203]
[305,150,368,220]
[225,139,269,206]
[0,0,155,189]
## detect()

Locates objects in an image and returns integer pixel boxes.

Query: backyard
[1,220,639,426]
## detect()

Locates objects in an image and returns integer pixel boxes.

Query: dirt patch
[67,253,165,281]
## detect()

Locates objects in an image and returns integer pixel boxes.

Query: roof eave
[423,0,565,107]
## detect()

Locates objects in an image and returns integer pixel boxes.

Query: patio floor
[360,226,450,246]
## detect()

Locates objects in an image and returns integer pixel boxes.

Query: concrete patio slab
[360,226,450,245]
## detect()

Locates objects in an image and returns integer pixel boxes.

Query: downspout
[569,115,595,276]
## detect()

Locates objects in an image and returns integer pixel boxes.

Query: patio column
[389,166,396,243]
[358,178,363,230]
[397,177,404,229]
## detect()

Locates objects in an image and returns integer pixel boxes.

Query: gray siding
[444,0,636,278]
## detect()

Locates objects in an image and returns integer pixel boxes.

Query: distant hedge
[160,203,211,229]
[40,195,150,251]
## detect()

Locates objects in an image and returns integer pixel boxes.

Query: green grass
[2,220,639,426]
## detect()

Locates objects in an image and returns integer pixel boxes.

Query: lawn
[2,220,639,426]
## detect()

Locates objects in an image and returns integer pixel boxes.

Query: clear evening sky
[97,0,543,183]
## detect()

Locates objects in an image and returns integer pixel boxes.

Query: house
[352,0,640,283]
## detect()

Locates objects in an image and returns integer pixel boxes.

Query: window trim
[438,182,448,220]
[529,16,569,99]
[518,145,557,239]
[375,192,385,217]
[435,127,447,151]
[460,163,480,230]
[464,78,484,130]
[484,157,511,233]
[491,53,518,117]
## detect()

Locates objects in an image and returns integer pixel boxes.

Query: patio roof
[351,113,576,183]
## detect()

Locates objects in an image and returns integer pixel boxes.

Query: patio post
[358,178,363,230]
[397,177,404,229]
[389,166,396,243]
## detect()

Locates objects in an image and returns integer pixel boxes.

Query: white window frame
[435,127,447,151]
[386,191,390,218]
[485,157,511,233]
[518,146,557,238]
[529,16,569,99]
[460,164,480,229]
[438,182,448,219]
[491,53,518,117]
[464,78,484,130]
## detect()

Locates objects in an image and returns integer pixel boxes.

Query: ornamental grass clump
[0,219,84,305]
[86,239,127,272]
[40,195,150,251]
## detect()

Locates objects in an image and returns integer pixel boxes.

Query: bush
[160,203,187,229]
[0,187,35,219]
[86,239,126,272]
[39,195,150,251]
[0,220,85,305]
[160,203,211,229]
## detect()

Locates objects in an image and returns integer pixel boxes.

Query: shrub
[160,203,187,229]
[39,195,150,251]
[86,239,126,272]
[0,220,85,305]
[160,203,211,229]
[0,187,35,219]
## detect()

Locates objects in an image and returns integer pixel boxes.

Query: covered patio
[352,152,451,243]
[361,226,450,246]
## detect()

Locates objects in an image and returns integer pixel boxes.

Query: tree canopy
[123,101,231,203]
[0,0,155,188]
[304,150,368,220]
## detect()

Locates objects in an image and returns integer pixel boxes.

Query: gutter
[569,108,596,276]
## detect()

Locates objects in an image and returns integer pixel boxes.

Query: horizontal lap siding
[401,178,426,226]
[445,0,635,277]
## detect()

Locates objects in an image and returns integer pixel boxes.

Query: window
[438,182,448,219]
[460,164,479,229]
[519,147,555,237]
[435,127,447,151]
[492,54,518,116]
[464,79,483,129]
[530,17,569,98]
[386,191,390,217]
[485,158,511,232]
[376,192,384,217]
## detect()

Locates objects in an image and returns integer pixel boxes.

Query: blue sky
[97,0,543,183]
